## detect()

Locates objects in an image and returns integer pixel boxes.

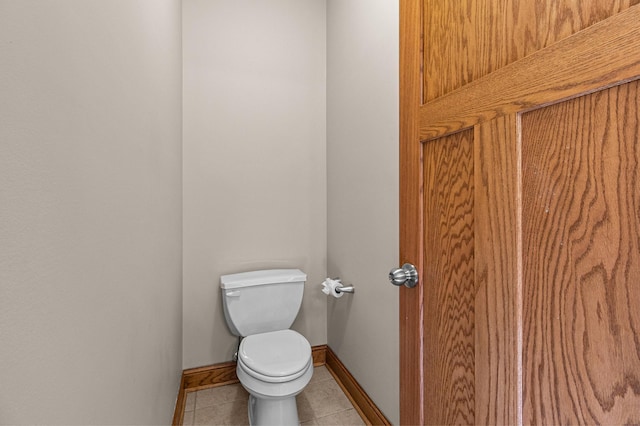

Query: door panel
[423,130,475,425]
[521,80,640,424]
[474,115,520,425]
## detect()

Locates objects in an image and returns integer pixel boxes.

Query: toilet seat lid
[239,330,311,378]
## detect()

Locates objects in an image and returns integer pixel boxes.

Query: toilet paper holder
[335,285,354,293]
[328,277,354,294]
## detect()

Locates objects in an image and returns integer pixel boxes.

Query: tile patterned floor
[182,366,366,426]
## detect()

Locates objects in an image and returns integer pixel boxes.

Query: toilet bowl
[220,269,312,426]
[236,330,313,425]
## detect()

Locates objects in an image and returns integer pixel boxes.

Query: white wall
[182,0,327,369]
[0,1,183,424]
[327,0,400,424]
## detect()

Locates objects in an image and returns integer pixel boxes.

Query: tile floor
[181,366,366,426]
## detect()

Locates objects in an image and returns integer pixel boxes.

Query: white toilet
[220,269,313,426]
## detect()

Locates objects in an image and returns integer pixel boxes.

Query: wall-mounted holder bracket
[335,285,354,294]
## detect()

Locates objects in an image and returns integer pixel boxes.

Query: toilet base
[248,393,299,426]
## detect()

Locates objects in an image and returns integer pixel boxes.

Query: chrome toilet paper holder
[330,277,354,294]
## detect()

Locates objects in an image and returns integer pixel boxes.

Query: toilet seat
[238,330,311,383]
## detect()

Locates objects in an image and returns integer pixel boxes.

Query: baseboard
[172,344,389,426]
[171,373,187,426]
[311,344,327,366]
[325,346,391,426]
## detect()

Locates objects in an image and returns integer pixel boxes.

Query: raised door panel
[474,115,520,425]
[521,80,640,424]
[422,130,475,425]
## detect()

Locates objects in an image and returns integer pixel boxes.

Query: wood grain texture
[399,0,425,424]
[422,0,639,103]
[521,80,640,424]
[474,115,521,425]
[419,4,640,140]
[422,129,475,425]
[405,0,640,424]
[325,347,391,426]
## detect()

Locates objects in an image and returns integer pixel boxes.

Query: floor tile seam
[311,377,335,384]
[193,393,248,410]
[306,378,342,391]
[313,405,359,419]
[313,407,363,423]
[193,400,246,411]
[321,404,356,414]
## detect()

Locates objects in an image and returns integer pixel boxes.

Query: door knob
[388,263,418,288]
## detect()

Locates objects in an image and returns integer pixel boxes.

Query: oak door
[399,1,640,424]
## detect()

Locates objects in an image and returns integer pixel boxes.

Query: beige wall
[0,1,399,423]
[0,1,183,424]
[327,0,400,424]
[182,0,327,369]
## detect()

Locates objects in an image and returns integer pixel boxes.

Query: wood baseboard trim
[312,344,327,366]
[325,346,391,426]
[172,344,389,426]
[171,373,187,426]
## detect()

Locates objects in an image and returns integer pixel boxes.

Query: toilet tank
[220,269,307,336]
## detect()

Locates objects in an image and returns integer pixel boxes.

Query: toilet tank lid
[220,269,307,289]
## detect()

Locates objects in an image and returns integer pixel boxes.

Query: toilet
[220,269,313,426]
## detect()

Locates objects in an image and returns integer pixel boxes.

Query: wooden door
[399,1,640,424]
